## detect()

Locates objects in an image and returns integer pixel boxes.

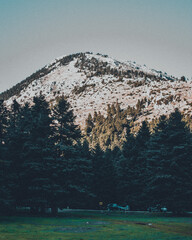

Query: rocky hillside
[1,52,191,126]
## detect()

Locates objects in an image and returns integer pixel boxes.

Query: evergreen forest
[0,96,191,215]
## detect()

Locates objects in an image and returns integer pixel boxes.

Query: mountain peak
[1,52,190,127]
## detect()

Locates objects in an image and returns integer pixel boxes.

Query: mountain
[1,52,191,126]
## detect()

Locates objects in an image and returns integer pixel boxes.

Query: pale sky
[0,0,192,93]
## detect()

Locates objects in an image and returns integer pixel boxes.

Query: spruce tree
[117,124,137,207]
[167,110,192,213]
[23,95,54,213]
[126,120,150,209]
[0,100,11,212]
[85,113,94,136]
[52,96,91,210]
[107,104,112,121]
[91,144,105,207]
[0,100,8,144]
[145,115,169,207]
[4,101,31,211]
[91,144,117,208]
[101,148,117,205]
[65,140,93,209]
[146,110,192,212]
[53,96,81,147]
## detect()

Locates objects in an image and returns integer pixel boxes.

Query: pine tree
[85,113,94,136]
[122,124,135,158]
[65,140,93,209]
[91,144,105,207]
[23,95,54,213]
[53,95,81,148]
[111,104,116,115]
[116,101,121,119]
[93,111,98,122]
[0,100,8,144]
[107,104,112,119]
[116,124,137,206]
[85,103,135,150]
[145,115,169,207]
[0,100,11,212]
[3,101,30,211]
[52,96,91,211]
[125,120,150,209]
[101,148,117,205]
[136,120,150,148]
[146,110,192,213]
[91,144,117,208]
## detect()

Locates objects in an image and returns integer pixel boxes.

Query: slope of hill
[1,52,191,126]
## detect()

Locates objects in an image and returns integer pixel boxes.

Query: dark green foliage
[0,100,8,143]
[116,124,136,206]
[63,142,93,209]
[132,121,150,209]
[6,102,33,209]
[0,100,11,212]
[146,110,192,212]
[22,95,54,212]
[52,96,92,210]
[53,95,81,147]
[122,124,136,159]
[117,121,151,210]
[136,121,150,148]
[145,115,169,206]
[0,95,191,215]
[53,97,91,207]
[91,144,116,207]
[91,144,105,204]
[102,149,117,203]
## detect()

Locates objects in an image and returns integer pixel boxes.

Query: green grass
[0,211,191,240]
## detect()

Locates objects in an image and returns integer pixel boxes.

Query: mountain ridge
[1,52,191,126]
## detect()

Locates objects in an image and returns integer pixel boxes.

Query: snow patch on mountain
[4,52,192,126]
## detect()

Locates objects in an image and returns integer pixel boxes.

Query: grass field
[0,211,191,240]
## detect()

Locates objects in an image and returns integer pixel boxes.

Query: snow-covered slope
[2,52,192,126]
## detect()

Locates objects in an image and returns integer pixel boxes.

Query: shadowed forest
[0,96,191,215]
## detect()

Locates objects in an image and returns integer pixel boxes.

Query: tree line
[0,96,191,214]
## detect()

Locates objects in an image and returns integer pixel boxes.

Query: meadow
[0,211,191,240]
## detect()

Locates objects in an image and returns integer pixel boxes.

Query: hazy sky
[0,0,192,93]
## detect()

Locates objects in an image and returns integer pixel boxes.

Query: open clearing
[0,211,191,240]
